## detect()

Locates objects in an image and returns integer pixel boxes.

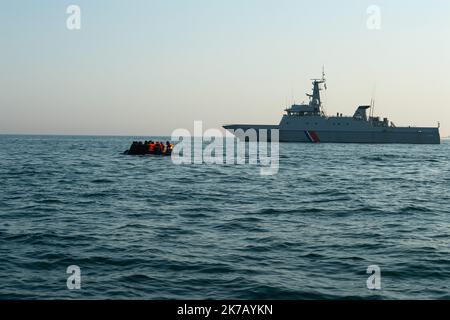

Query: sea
[0,135,449,299]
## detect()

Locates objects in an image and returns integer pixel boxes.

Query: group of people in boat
[126,140,174,155]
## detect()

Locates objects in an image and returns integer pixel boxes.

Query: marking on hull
[305,130,320,143]
[310,131,321,142]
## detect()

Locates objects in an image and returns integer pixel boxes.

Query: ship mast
[370,85,376,121]
[307,68,327,115]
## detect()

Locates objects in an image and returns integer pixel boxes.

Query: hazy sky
[1,0,449,136]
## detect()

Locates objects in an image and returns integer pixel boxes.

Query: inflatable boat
[124,141,172,156]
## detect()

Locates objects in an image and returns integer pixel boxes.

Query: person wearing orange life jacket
[149,141,155,153]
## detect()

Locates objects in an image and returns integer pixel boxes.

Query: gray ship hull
[280,128,440,144]
[223,125,440,144]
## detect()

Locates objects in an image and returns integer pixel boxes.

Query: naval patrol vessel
[223,72,440,144]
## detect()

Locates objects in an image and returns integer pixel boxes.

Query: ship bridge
[285,72,326,117]
[285,104,317,115]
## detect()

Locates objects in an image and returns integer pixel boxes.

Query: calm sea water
[0,135,449,299]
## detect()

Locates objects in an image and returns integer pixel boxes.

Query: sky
[1,0,449,136]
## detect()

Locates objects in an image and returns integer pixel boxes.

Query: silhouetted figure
[167,141,174,155]
[154,142,161,154]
